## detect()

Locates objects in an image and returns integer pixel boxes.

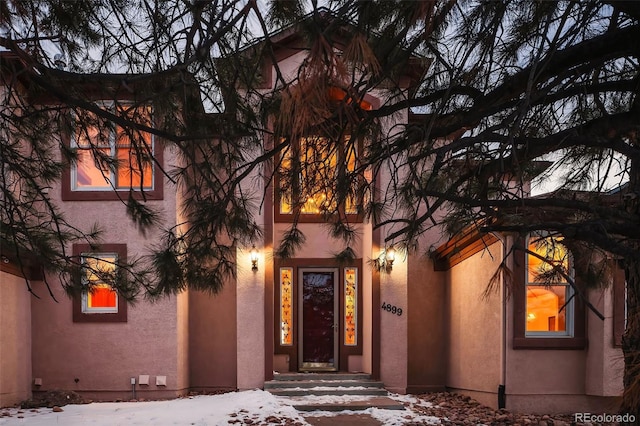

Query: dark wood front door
[299,268,338,371]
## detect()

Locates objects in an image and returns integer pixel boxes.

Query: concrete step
[283,396,405,411]
[266,373,403,412]
[264,379,384,389]
[272,373,372,381]
[268,387,388,397]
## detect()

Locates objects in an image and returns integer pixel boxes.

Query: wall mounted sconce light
[385,246,396,266]
[250,245,259,271]
[385,246,396,272]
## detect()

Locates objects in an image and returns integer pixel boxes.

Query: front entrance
[274,259,363,373]
[299,268,339,371]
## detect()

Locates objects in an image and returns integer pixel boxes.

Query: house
[0,15,624,414]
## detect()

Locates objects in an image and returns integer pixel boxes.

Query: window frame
[513,235,586,349]
[72,244,128,323]
[274,135,364,223]
[62,103,164,201]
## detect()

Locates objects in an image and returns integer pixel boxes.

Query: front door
[299,268,339,371]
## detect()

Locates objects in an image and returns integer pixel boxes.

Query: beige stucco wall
[28,145,185,400]
[0,272,32,407]
[176,291,189,392]
[189,285,237,391]
[30,282,184,400]
[236,247,265,389]
[503,237,622,414]
[407,253,446,393]
[445,241,504,408]
[585,287,624,397]
[379,251,408,393]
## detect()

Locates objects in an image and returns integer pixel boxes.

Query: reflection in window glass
[73,105,153,191]
[526,236,572,334]
[81,253,118,313]
[279,136,358,215]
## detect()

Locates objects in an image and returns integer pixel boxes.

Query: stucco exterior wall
[189,285,237,391]
[176,291,189,392]
[28,145,185,400]
[236,247,265,389]
[407,253,446,393]
[0,272,32,407]
[505,341,589,413]
[503,237,623,414]
[445,241,504,408]
[379,253,408,393]
[585,287,624,397]
[30,280,184,400]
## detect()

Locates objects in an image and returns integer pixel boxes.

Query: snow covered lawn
[0,390,442,426]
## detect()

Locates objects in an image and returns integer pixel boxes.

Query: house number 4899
[381,302,403,316]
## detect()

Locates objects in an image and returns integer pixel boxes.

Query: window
[513,234,585,349]
[280,267,294,346]
[525,235,573,336]
[73,244,127,322]
[81,253,119,314]
[62,104,163,201]
[276,135,362,221]
[344,267,358,346]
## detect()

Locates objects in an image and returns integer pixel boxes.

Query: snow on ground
[0,390,443,426]
[301,394,441,426]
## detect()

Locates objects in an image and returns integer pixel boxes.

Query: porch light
[250,245,259,271]
[385,246,396,270]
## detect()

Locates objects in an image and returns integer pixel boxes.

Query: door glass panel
[280,268,293,345]
[344,267,357,346]
[302,272,335,365]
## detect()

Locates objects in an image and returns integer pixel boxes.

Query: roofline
[431,224,500,271]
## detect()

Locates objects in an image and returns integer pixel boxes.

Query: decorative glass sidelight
[344,267,357,346]
[280,267,293,345]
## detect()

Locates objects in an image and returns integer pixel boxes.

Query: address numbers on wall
[381,302,403,316]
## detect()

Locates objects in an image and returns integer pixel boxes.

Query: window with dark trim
[275,135,364,223]
[62,104,163,201]
[513,235,586,349]
[72,243,127,323]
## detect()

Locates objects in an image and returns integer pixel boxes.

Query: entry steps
[265,373,404,411]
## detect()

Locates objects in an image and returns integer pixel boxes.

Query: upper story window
[73,104,152,191]
[525,234,574,336]
[62,104,163,201]
[276,135,362,222]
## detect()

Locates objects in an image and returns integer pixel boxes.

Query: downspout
[494,232,508,410]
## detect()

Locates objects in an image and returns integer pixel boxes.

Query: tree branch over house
[1,0,639,414]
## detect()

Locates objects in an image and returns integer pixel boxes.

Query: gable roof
[233,7,431,93]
